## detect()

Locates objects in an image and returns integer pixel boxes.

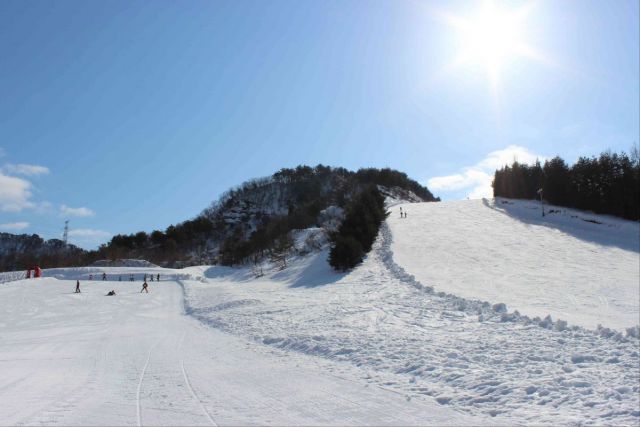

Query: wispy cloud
[2,163,50,176]
[427,145,546,199]
[0,172,35,212]
[68,228,111,238]
[0,221,29,231]
[60,205,95,218]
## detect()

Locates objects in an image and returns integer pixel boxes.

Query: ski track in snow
[178,331,218,427]
[0,278,477,426]
[136,338,160,427]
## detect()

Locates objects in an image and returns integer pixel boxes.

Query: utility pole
[63,220,69,244]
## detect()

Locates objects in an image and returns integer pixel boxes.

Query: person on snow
[106,290,116,296]
[129,273,134,282]
[75,280,81,293]
[150,274,154,282]
[89,274,93,280]
[157,273,160,282]
[140,281,149,293]
[143,274,147,282]
[102,272,107,281]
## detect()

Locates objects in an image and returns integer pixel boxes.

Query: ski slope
[390,198,640,331]
[0,198,638,425]
[182,223,639,425]
[0,276,479,426]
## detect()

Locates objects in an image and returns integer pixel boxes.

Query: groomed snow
[0,277,481,426]
[390,198,640,331]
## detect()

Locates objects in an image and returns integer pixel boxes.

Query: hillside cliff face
[0,166,438,271]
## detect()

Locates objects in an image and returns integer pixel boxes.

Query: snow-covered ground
[183,219,639,425]
[390,198,639,331]
[1,198,638,425]
[0,277,477,426]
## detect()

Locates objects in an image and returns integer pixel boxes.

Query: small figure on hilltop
[106,290,116,296]
[75,280,81,293]
[102,272,107,281]
[140,281,149,293]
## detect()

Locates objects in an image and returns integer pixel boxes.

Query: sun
[444,0,537,85]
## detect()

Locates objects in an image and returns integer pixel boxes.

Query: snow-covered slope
[389,198,639,331]
[1,198,638,426]
[0,276,477,426]
[183,223,639,425]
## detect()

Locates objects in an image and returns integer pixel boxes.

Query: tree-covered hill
[1,165,437,271]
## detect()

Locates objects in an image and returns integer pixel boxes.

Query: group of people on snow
[74,273,159,296]
[399,207,408,219]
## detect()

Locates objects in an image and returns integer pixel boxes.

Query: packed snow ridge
[1,198,638,425]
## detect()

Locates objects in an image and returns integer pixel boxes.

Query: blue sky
[0,0,638,248]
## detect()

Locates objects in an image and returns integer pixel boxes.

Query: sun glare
[444,0,537,85]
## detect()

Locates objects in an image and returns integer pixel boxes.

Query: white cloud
[60,205,95,217]
[426,145,545,200]
[68,228,111,238]
[34,201,54,214]
[0,172,35,212]
[68,228,110,238]
[0,221,29,231]
[2,163,50,176]
[477,145,544,170]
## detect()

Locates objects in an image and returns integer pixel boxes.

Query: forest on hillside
[493,150,640,220]
[1,165,437,272]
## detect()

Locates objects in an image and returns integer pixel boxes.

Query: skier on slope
[106,290,116,296]
[75,280,81,293]
[102,272,107,281]
[157,273,160,282]
[140,281,149,293]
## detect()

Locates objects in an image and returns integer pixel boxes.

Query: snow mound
[291,228,329,254]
